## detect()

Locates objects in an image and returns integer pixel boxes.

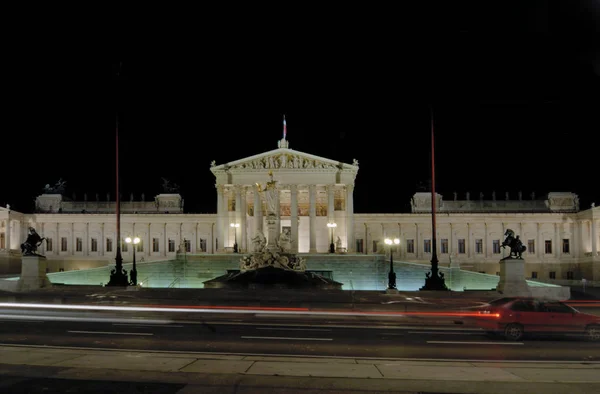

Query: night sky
[3,2,599,214]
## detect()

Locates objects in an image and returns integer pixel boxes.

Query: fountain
[203,172,343,290]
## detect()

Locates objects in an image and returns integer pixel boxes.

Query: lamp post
[125,236,140,286]
[327,222,337,253]
[384,237,400,290]
[230,223,240,253]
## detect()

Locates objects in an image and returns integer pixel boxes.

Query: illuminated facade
[0,137,598,283]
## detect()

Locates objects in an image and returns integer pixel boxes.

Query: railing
[168,278,181,288]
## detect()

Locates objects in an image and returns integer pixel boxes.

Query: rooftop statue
[161,178,180,193]
[43,178,67,194]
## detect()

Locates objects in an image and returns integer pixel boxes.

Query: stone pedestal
[266,215,278,251]
[496,258,531,296]
[18,255,52,291]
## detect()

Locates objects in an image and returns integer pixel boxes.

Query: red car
[470,297,600,341]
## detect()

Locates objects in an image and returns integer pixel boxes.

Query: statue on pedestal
[501,229,526,259]
[251,230,267,252]
[21,227,46,257]
[256,170,278,216]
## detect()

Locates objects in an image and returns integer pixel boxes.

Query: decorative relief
[229,154,338,170]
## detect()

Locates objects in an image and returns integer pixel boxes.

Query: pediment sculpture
[229,154,338,170]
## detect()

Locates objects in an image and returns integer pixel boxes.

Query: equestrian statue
[501,229,526,259]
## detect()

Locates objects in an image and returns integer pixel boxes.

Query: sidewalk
[1,345,599,393]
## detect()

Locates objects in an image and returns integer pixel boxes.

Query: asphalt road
[0,307,598,362]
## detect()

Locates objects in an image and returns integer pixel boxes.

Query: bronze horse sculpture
[20,227,46,256]
[501,229,526,259]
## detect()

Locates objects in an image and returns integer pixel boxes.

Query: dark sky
[3,2,599,214]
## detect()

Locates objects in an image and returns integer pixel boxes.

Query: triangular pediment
[210,147,358,172]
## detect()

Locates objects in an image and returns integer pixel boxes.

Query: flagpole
[420,106,448,291]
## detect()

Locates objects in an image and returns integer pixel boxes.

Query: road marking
[112,324,184,328]
[242,336,333,341]
[256,327,331,332]
[0,318,43,323]
[427,340,523,345]
[68,330,154,336]
[410,331,477,335]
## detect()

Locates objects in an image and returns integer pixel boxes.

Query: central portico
[210,137,359,254]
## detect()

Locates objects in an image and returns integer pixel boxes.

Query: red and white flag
[283,115,287,139]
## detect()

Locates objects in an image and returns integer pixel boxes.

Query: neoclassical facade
[0,137,598,282]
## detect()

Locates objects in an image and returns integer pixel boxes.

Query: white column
[538,223,543,258]
[327,184,335,249]
[484,222,489,258]
[398,222,403,258]
[415,223,420,259]
[216,184,224,252]
[449,223,453,256]
[572,222,578,258]
[240,186,247,252]
[275,186,281,240]
[309,184,317,253]
[580,221,585,256]
[194,223,199,253]
[555,222,561,259]
[290,185,298,253]
[56,223,60,255]
[467,223,471,258]
[234,185,241,249]
[253,184,262,235]
[71,223,75,255]
[5,220,10,250]
[100,223,105,256]
[593,219,598,256]
[163,223,168,257]
[147,223,151,257]
[346,184,355,252]
[40,222,45,254]
[86,222,89,256]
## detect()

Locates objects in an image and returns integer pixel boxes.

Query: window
[406,239,414,254]
[566,271,574,280]
[91,238,98,252]
[542,302,573,313]
[562,239,570,254]
[531,271,538,279]
[495,272,500,276]
[372,240,378,253]
[61,237,68,252]
[199,238,207,252]
[475,239,483,254]
[356,239,364,253]
[122,239,128,252]
[492,240,500,254]
[106,238,113,252]
[458,239,466,254]
[528,239,535,254]
[46,238,53,252]
[440,239,448,254]
[510,300,537,312]
[545,240,552,254]
[168,239,175,252]
[152,238,160,252]
[549,271,556,279]
[184,239,191,252]
[424,239,431,253]
[76,237,82,252]
[136,240,144,253]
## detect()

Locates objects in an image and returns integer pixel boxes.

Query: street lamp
[327,222,337,253]
[230,223,240,253]
[125,236,140,286]
[384,237,400,290]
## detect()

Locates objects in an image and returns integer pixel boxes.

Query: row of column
[215,184,355,253]
[363,220,599,259]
